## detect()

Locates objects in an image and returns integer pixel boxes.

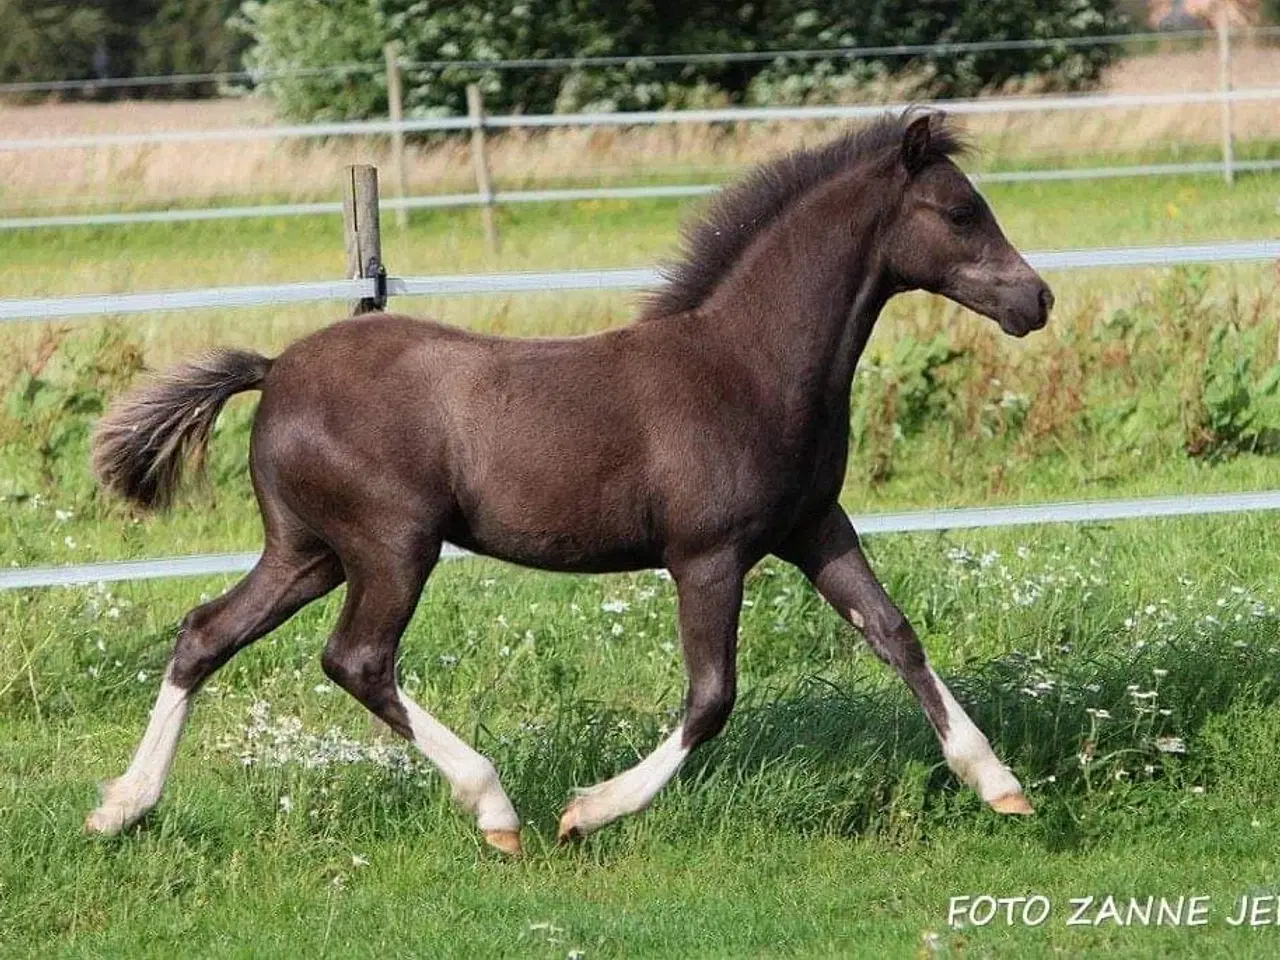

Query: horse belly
[448,465,657,573]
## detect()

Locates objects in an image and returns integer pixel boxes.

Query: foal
[87,112,1052,854]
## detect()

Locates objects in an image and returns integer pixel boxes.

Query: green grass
[7,517,1280,957]
[3,166,1280,956]
[4,169,1276,285]
[1,165,1273,368]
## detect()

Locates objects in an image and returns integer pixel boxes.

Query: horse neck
[702,169,894,420]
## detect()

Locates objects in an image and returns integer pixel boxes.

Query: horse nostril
[1039,286,1055,316]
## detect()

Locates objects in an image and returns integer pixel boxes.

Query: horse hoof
[483,829,523,857]
[557,804,587,844]
[989,791,1034,815]
[84,807,126,836]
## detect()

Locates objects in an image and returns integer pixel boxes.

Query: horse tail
[92,349,273,511]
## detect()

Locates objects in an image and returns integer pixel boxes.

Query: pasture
[2,126,1280,956]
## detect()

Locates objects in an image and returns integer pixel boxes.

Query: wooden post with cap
[385,43,409,226]
[1217,6,1235,186]
[467,83,500,252]
[343,164,386,315]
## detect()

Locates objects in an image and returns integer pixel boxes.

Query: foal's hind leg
[779,506,1029,813]
[86,544,344,835]
[559,553,743,840]
[318,542,522,855]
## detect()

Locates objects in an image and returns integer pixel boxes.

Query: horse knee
[169,608,229,690]
[322,642,412,739]
[682,676,736,749]
[867,612,926,673]
[321,642,397,704]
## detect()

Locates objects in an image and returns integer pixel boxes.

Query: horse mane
[640,110,966,320]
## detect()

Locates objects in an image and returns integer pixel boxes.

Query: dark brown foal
[87,111,1049,853]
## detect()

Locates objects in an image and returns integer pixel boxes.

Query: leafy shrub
[0,327,143,502]
[842,268,1280,488]
[0,1,109,88]
[852,332,965,482]
[1184,321,1280,461]
[0,0,245,96]
[236,0,1129,122]
[747,0,1127,105]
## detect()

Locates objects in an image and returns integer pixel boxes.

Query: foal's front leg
[780,507,1030,814]
[558,554,743,840]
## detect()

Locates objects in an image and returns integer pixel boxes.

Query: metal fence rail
[5,87,1279,153]
[2,240,1276,324]
[6,491,1280,591]
[8,159,1280,232]
[4,82,1275,231]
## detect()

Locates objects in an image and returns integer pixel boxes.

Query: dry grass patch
[2,47,1279,213]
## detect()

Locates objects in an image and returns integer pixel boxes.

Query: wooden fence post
[1217,7,1235,186]
[466,83,500,252]
[343,164,386,315]
[385,43,409,227]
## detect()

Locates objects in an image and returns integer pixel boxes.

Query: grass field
[2,149,1280,956]
[7,519,1280,956]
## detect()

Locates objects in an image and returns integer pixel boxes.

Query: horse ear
[901,113,935,176]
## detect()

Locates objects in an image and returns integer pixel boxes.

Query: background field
[5,42,1280,213]
[2,74,1280,957]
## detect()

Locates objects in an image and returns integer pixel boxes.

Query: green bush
[134,0,250,91]
[1185,322,1280,462]
[0,1,110,87]
[236,0,1129,122]
[0,0,246,96]
[0,327,143,501]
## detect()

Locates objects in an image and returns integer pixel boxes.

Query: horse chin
[995,306,1049,338]
[997,316,1037,338]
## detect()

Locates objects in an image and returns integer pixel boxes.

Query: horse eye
[947,204,977,227]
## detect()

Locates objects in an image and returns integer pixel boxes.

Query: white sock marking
[928,667,1022,802]
[399,689,519,832]
[86,669,190,834]
[564,727,690,835]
